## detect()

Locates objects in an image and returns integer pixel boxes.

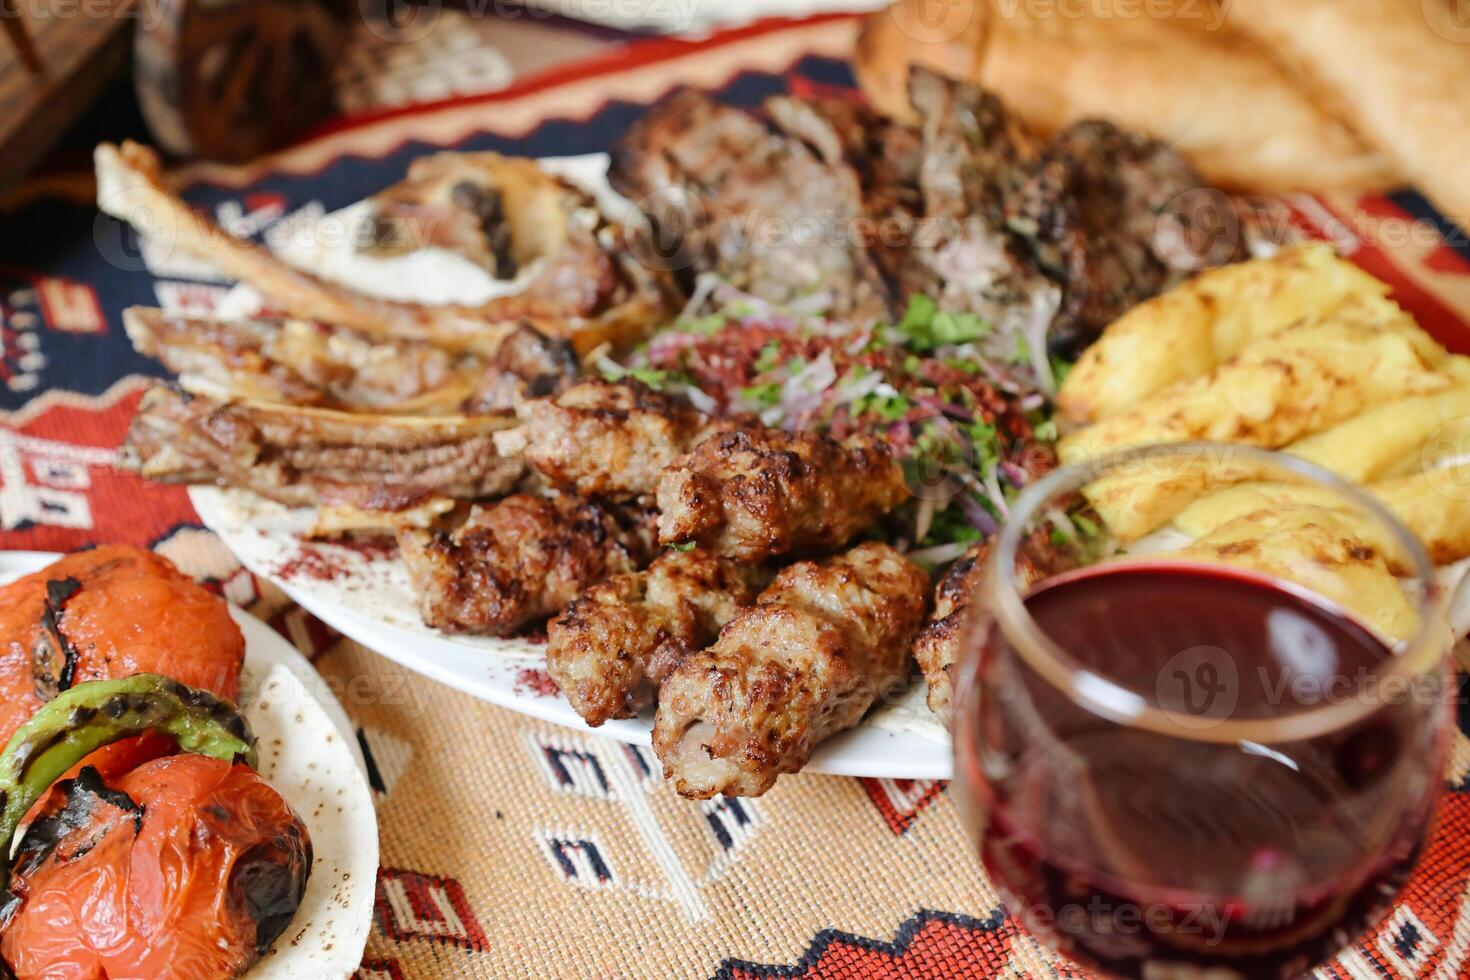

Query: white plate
[521,0,889,35]
[0,552,379,980]
[191,487,954,781]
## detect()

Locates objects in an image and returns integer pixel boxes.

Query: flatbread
[854,0,1398,191]
[1225,0,1470,228]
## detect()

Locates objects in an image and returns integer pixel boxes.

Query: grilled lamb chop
[125,309,576,415]
[97,142,670,356]
[118,384,523,512]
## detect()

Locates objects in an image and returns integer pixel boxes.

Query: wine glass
[952,443,1453,980]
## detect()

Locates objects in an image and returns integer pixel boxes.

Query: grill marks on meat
[510,380,726,501]
[124,309,576,416]
[913,531,1074,723]
[613,69,1224,357]
[609,90,893,324]
[910,69,1036,226]
[902,69,1063,343]
[119,384,524,511]
[1008,120,1237,353]
[652,542,929,798]
[764,95,926,295]
[546,550,770,726]
[656,426,909,562]
[396,493,656,636]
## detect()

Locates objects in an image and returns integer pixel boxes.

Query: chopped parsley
[609,291,1062,558]
[598,361,679,389]
[894,295,991,352]
[739,382,782,407]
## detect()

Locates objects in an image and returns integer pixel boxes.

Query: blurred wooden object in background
[2,0,43,74]
[0,0,134,199]
[135,0,348,163]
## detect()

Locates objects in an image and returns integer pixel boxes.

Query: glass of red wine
[952,443,1454,980]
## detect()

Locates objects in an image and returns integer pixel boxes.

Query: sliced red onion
[680,384,719,415]
[832,368,885,405]
[907,541,973,567]
[913,495,936,544]
[959,495,998,535]
[780,350,836,410]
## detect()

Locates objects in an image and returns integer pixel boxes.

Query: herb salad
[599,291,1064,566]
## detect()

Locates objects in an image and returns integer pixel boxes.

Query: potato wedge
[1172,482,1410,569]
[1059,301,1450,465]
[1288,361,1470,481]
[1057,245,1391,423]
[1175,504,1420,641]
[1085,365,1470,541]
[1083,448,1276,542]
[1173,465,1470,568]
[1371,464,1470,567]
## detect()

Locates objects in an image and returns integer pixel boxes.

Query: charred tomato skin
[1,755,311,980]
[0,546,245,783]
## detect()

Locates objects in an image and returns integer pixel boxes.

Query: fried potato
[1057,245,1391,423]
[1288,360,1470,481]
[1085,363,1470,541]
[1059,302,1450,465]
[1175,504,1420,641]
[1173,465,1470,568]
[1371,463,1470,567]
[1173,483,1409,569]
[1083,448,1276,542]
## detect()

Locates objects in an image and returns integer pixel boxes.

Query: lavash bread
[1223,0,1470,232]
[854,0,1398,192]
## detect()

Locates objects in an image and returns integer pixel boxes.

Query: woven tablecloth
[4,13,1470,979]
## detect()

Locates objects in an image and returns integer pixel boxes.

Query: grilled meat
[125,309,576,415]
[609,90,893,323]
[902,68,1063,356]
[910,67,1036,226]
[506,380,725,501]
[763,95,925,289]
[911,542,988,726]
[118,383,523,512]
[96,142,670,356]
[397,493,655,636]
[546,550,770,726]
[656,426,909,562]
[652,542,929,798]
[611,70,1225,363]
[363,153,524,280]
[1010,119,1237,353]
[913,530,1075,723]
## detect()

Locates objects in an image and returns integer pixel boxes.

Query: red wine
[960,562,1448,979]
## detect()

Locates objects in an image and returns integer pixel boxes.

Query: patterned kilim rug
[2,13,1470,978]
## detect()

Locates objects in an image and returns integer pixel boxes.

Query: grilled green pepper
[0,674,256,889]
